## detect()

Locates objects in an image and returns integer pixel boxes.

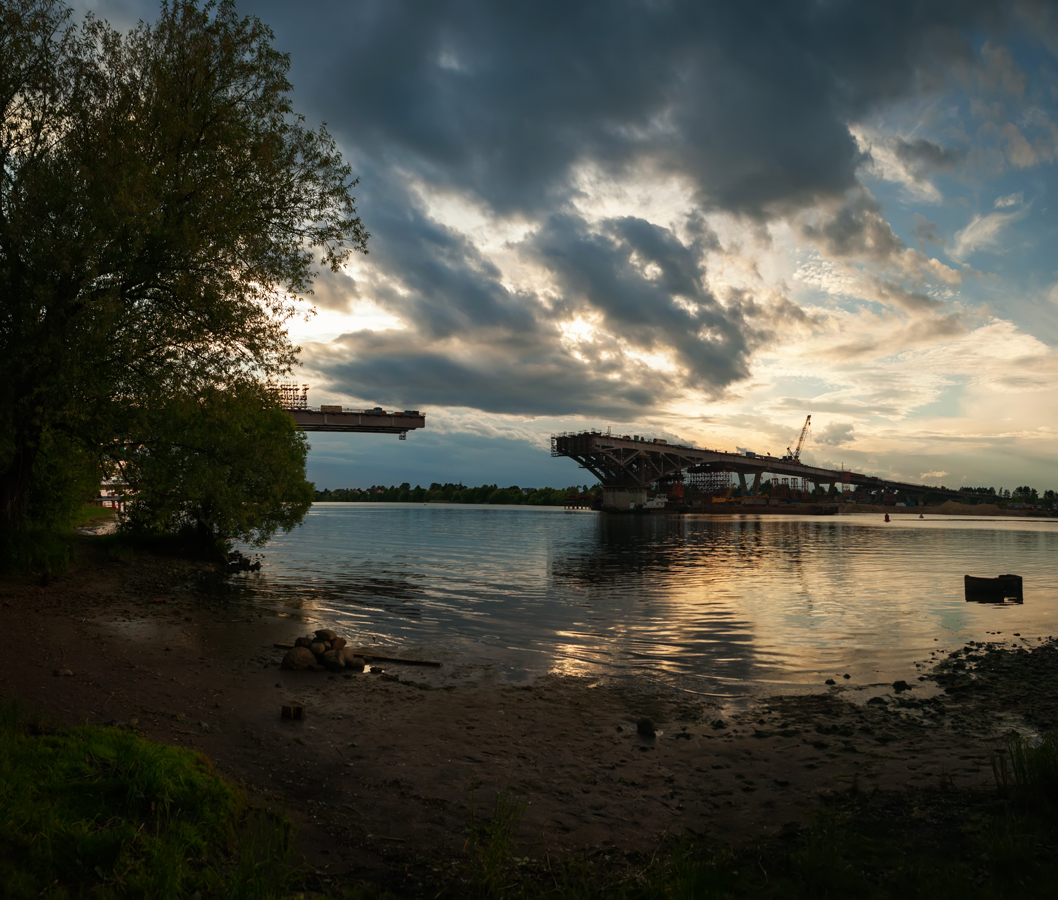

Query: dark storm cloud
[529,213,757,389]
[309,328,666,418]
[252,0,1004,218]
[800,189,904,261]
[80,0,1019,415]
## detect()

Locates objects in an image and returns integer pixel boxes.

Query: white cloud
[920,470,949,479]
[949,204,1030,260]
[994,192,1023,208]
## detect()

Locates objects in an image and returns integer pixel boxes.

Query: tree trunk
[0,439,37,536]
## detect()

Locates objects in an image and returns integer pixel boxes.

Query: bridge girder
[552,432,969,502]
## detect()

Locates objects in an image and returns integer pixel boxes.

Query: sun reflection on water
[233,505,1058,696]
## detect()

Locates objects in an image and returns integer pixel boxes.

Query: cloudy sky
[84,1,1058,491]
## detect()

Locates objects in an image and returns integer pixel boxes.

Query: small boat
[964,574,1023,603]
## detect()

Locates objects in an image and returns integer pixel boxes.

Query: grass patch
[464,788,528,898]
[0,699,296,899]
[991,729,1058,805]
[0,527,75,575]
[69,506,119,528]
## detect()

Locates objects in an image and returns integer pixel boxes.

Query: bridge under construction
[279,383,425,439]
[552,430,970,511]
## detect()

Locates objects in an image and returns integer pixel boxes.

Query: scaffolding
[277,382,309,409]
[686,466,731,495]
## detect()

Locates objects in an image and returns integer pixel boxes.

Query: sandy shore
[2,539,1053,888]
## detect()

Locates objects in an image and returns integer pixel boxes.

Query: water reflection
[235,505,1058,695]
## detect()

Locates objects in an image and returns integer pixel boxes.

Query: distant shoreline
[309,499,1058,518]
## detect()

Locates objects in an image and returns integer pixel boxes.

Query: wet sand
[2,542,1053,886]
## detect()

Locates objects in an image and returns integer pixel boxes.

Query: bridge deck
[552,431,967,499]
[287,409,426,436]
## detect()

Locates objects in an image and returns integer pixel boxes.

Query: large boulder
[321,650,346,672]
[341,649,366,670]
[309,642,326,657]
[295,636,314,649]
[280,647,316,670]
[315,628,338,642]
[331,637,347,652]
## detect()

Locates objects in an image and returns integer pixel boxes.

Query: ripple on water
[232,505,1058,696]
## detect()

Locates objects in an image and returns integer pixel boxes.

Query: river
[232,504,1058,697]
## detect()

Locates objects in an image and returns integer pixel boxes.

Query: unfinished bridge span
[551,430,968,511]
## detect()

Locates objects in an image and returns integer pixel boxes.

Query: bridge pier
[751,472,762,497]
[602,486,648,510]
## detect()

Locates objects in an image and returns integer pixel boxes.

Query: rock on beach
[281,647,317,670]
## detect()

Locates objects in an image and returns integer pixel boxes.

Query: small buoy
[884,513,890,522]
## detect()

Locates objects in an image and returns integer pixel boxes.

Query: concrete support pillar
[737,472,748,494]
[601,486,648,511]
[751,472,762,497]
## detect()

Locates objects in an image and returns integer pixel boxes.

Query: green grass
[69,506,120,528]
[1,507,115,574]
[0,527,75,574]
[464,788,529,898]
[0,699,296,899]
[5,695,1058,899]
[991,729,1058,805]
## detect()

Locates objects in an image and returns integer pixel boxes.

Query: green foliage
[0,527,75,574]
[23,430,103,532]
[0,0,366,535]
[116,383,313,557]
[0,699,296,899]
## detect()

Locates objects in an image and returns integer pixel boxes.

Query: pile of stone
[280,628,367,672]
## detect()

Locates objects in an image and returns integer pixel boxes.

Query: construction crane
[782,415,812,463]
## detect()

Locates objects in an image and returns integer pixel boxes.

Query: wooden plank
[348,649,441,667]
[273,642,295,649]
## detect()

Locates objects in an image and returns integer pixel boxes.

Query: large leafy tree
[114,382,313,554]
[0,0,366,537]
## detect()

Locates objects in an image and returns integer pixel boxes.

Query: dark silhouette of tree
[0,1,366,542]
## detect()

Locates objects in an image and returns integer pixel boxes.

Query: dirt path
[0,541,1042,888]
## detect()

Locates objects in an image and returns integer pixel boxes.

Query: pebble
[53,668,74,677]
[636,717,656,736]
[892,680,912,693]
[825,678,836,685]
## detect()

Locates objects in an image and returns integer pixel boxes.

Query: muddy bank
[1,539,1056,890]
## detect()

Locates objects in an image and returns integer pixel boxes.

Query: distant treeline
[314,483,602,505]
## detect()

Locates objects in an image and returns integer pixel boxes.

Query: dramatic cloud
[73,1,1058,488]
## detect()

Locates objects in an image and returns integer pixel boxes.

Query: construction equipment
[782,415,811,463]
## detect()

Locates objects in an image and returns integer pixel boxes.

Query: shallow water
[233,504,1058,696]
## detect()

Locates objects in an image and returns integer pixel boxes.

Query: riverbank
[2,538,1057,895]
